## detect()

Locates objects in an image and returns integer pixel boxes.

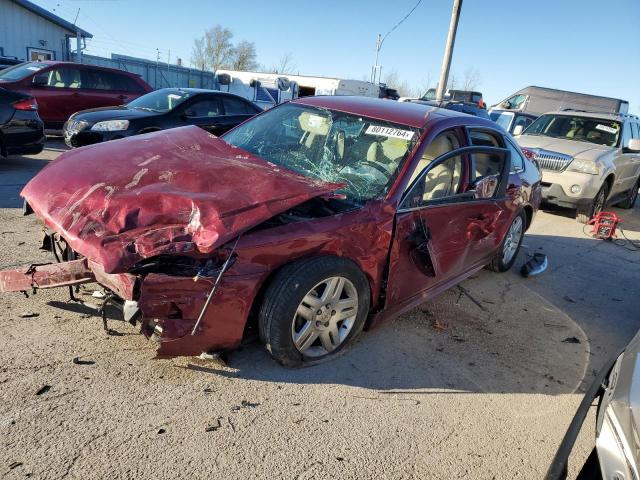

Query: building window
[27,47,55,61]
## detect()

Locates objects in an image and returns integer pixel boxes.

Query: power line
[380,0,423,48]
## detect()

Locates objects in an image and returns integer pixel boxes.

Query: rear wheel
[576,183,608,223]
[259,257,370,367]
[617,177,639,209]
[487,211,525,273]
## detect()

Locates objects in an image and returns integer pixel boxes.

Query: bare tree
[191,37,207,70]
[462,67,482,91]
[267,53,296,74]
[231,41,258,71]
[190,25,235,72]
[446,73,458,91]
[382,70,417,97]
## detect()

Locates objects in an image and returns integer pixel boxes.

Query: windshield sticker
[167,94,182,100]
[26,66,42,71]
[365,125,414,141]
[595,124,618,134]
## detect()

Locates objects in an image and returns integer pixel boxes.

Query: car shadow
[177,207,640,396]
[0,139,68,208]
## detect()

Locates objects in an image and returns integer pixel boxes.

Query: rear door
[219,96,260,132]
[179,96,225,134]
[386,142,511,309]
[615,121,640,194]
[31,65,83,124]
[79,68,132,110]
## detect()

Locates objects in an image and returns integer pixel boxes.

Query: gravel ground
[1,141,639,479]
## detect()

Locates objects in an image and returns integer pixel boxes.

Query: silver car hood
[517,135,611,161]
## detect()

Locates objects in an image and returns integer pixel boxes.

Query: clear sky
[32,0,640,113]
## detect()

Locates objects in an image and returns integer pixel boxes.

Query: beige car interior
[408,132,462,202]
[298,111,330,152]
[366,137,411,175]
[47,68,80,89]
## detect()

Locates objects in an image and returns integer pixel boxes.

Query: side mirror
[32,74,48,86]
[626,138,640,153]
[472,174,500,199]
[512,125,524,136]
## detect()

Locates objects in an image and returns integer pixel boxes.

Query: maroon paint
[1,96,542,358]
[21,126,341,274]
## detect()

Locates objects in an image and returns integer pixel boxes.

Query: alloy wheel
[291,276,358,357]
[502,216,523,265]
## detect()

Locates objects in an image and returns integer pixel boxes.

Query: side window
[46,67,81,88]
[469,129,505,181]
[407,130,460,187]
[402,155,464,209]
[223,97,253,115]
[622,122,632,148]
[631,122,639,140]
[506,140,525,172]
[513,115,533,132]
[185,99,221,117]
[115,74,144,93]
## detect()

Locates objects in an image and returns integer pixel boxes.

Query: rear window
[222,97,257,115]
[82,69,144,93]
[0,62,48,81]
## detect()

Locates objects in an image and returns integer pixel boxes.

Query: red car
[0,61,152,129]
[0,96,541,366]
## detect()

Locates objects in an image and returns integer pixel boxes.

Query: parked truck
[491,86,629,117]
[215,70,379,109]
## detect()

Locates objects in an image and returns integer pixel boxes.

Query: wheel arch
[242,254,377,342]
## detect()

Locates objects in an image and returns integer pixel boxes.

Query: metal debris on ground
[520,253,548,277]
[35,385,51,395]
[72,357,96,365]
[561,336,581,344]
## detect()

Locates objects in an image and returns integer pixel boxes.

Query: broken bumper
[0,258,263,358]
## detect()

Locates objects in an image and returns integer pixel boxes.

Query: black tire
[258,256,370,367]
[617,177,639,209]
[576,183,609,224]
[487,210,526,273]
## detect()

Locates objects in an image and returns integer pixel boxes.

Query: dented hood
[22,126,339,273]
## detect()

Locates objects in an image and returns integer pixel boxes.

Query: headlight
[567,158,600,175]
[91,120,130,131]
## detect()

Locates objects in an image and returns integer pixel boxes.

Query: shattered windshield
[127,89,193,112]
[524,114,621,147]
[222,103,420,201]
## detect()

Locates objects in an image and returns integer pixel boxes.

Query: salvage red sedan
[0,96,541,366]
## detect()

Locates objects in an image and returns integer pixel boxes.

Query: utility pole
[76,31,82,64]
[74,8,82,63]
[371,34,382,84]
[435,0,463,102]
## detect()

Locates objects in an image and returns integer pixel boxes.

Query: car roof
[293,95,482,129]
[29,61,142,78]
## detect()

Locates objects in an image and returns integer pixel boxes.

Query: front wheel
[487,211,526,273]
[617,177,639,209]
[576,183,609,223]
[259,257,370,367]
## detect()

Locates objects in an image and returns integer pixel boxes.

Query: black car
[407,99,491,119]
[63,88,262,148]
[0,87,45,157]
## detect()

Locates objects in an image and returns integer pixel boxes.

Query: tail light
[13,97,38,111]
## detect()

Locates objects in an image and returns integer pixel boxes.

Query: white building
[0,0,92,62]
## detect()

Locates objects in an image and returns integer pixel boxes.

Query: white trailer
[215,70,379,109]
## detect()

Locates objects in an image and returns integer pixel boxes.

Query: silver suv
[515,111,640,222]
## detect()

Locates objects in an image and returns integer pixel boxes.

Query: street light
[370,0,423,85]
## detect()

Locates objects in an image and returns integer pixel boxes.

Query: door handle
[118,95,128,100]
[71,92,81,97]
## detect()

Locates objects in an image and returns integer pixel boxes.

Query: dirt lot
[1,141,639,479]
